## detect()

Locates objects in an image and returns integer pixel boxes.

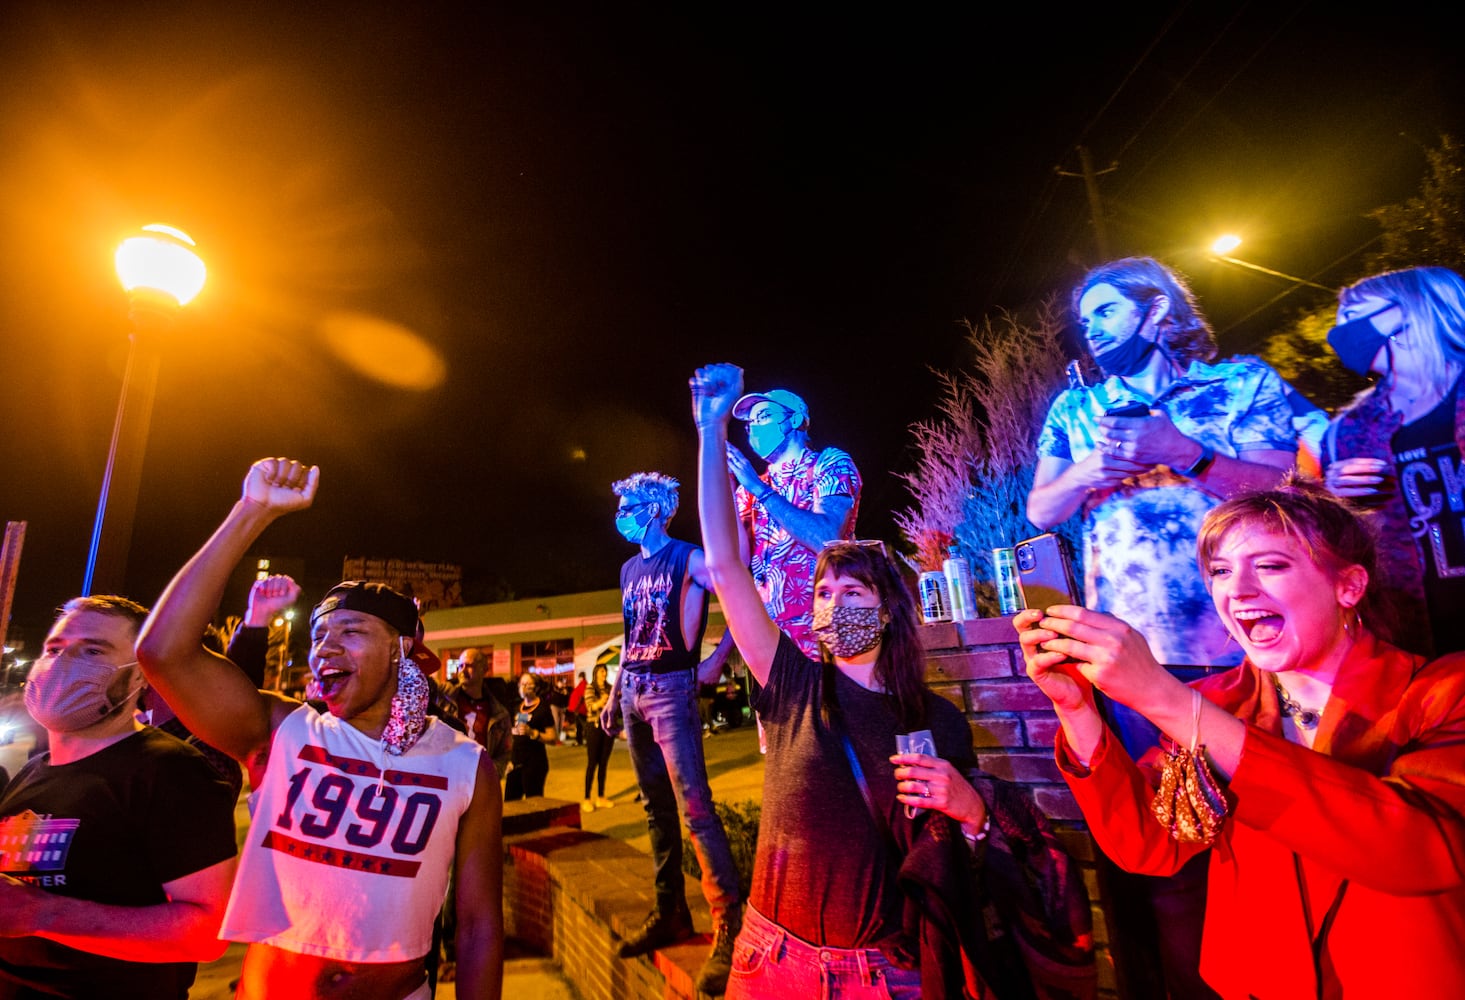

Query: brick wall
[502,802,712,999]
[921,616,1119,998]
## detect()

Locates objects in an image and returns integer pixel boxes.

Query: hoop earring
[1342,606,1361,640]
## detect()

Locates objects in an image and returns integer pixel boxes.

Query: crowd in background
[0,259,1461,1000]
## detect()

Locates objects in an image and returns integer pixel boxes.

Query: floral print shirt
[735,446,861,657]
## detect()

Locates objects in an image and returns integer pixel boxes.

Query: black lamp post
[82,224,206,596]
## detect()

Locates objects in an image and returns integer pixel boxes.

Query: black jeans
[584,723,614,798]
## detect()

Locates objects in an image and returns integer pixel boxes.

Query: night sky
[1,3,1462,643]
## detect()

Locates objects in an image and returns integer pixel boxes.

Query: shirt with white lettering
[1393,375,1465,654]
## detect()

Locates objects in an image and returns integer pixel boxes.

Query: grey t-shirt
[750,634,975,947]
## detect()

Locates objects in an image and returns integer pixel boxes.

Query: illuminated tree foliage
[1261,134,1465,409]
[1367,134,1465,272]
[895,303,1080,616]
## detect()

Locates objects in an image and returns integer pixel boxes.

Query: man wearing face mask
[603,472,742,996]
[135,458,503,1000]
[0,595,238,999]
[1027,257,1298,1000]
[1029,257,1299,672]
[728,388,861,658]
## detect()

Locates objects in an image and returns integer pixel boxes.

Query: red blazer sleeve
[1057,724,1210,877]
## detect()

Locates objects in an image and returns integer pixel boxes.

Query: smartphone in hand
[1105,401,1150,418]
[1015,533,1081,610]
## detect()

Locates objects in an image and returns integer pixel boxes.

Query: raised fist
[245,575,304,628]
[691,363,744,428]
[242,458,319,516]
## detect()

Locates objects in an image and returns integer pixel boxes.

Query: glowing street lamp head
[115,224,207,307]
[1211,234,1242,256]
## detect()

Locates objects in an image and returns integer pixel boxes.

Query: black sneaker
[694,908,742,996]
[617,903,694,958]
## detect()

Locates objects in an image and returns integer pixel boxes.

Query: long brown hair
[814,541,928,731]
[1074,256,1218,367]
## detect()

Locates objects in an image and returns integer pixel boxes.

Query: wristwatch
[1179,443,1216,479]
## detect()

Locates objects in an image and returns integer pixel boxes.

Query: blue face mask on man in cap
[747,410,795,460]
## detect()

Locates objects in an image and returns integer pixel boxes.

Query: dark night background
[1,3,1462,645]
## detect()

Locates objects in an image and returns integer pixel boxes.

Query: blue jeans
[726,904,921,1000]
[621,667,741,922]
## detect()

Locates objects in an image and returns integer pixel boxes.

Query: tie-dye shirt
[1036,358,1297,667]
[735,446,861,657]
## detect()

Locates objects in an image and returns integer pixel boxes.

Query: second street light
[83,224,207,596]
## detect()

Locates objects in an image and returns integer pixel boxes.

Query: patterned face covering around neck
[382,649,429,756]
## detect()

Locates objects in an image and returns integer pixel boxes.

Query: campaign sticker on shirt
[0,809,81,874]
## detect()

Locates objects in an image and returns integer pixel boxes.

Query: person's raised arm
[693,364,782,684]
[136,458,319,762]
[450,753,505,1000]
[225,574,303,688]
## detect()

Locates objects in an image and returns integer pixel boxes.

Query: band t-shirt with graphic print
[620,538,706,673]
[1393,375,1465,654]
[735,446,861,658]
[0,727,238,999]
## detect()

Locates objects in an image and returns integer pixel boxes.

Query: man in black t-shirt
[605,471,742,996]
[0,596,238,1000]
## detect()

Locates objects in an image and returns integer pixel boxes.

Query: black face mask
[1326,303,1400,376]
[1094,333,1156,377]
[1093,302,1158,377]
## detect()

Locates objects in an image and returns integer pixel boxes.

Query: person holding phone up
[693,362,989,1000]
[1027,256,1299,998]
[1017,479,1465,998]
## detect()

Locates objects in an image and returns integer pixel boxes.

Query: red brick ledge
[503,798,716,999]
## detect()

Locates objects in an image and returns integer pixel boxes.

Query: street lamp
[82,225,206,596]
[1207,235,1333,292]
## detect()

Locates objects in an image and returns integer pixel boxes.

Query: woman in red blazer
[1016,477,1465,998]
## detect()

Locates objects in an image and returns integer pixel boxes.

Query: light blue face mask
[615,502,653,544]
[747,414,793,460]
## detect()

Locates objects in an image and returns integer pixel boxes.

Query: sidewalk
[191,722,765,998]
[189,944,577,999]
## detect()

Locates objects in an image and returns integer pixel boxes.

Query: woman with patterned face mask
[1320,265,1465,657]
[693,362,994,1000]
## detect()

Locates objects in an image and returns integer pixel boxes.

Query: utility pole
[1056,145,1118,260]
[1,521,26,654]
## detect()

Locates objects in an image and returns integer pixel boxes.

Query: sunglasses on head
[821,538,890,560]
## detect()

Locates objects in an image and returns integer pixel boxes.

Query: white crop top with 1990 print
[221,704,481,962]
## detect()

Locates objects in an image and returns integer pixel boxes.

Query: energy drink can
[918,571,953,623]
[993,547,1021,615]
[943,547,975,621]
